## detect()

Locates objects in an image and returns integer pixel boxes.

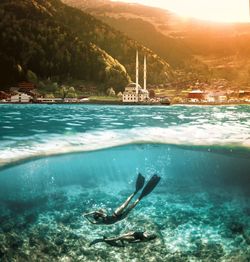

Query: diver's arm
[83,210,104,216]
[84,215,98,224]
[83,211,96,216]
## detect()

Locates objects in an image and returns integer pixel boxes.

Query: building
[123,51,149,103]
[0,91,10,101]
[11,93,31,103]
[36,98,63,103]
[187,90,205,102]
[79,97,89,102]
[18,82,35,91]
[205,93,216,103]
[123,83,149,102]
[122,83,137,102]
[205,91,228,103]
[64,98,78,103]
[239,90,250,100]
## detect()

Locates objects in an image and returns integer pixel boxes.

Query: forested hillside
[0,0,172,92]
[64,0,250,87]
[63,0,193,69]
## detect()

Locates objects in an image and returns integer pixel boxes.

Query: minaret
[136,50,139,99]
[144,55,147,90]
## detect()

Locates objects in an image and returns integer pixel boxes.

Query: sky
[112,0,250,23]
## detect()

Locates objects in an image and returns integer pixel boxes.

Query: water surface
[0,104,249,261]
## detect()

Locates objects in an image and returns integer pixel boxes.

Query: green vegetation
[68,0,250,87]
[65,1,209,76]
[0,0,173,94]
[100,16,192,69]
[0,0,130,92]
[89,96,120,101]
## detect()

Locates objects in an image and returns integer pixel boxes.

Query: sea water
[0,104,249,261]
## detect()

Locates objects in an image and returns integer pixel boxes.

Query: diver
[89,231,157,247]
[83,174,161,225]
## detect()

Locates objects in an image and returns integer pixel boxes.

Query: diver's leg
[105,239,125,247]
[114,193,135,216]
[114,174,145,216]
[121,198,141,217]
[106,232,134,242]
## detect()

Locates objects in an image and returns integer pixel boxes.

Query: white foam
[0,122,250,167]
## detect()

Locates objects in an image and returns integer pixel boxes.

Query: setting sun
[112,0,250,23]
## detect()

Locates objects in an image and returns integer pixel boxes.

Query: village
[1,53,250,105]
[1,80,250,105]
[0,50,250,105]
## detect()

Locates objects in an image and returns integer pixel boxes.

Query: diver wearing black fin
[89,231,157,247]
[83,174,161,225]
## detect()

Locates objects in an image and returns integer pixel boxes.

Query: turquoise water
[0,104,250,261]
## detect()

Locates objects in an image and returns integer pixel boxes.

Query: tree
[60,86,69,99]
[60,86,77,99]
[45,93,55,98]
[67,87,77,98]
[27,70,38,84]
[149,89,155,98]
[117,91,123,99]
[106,87,116,96]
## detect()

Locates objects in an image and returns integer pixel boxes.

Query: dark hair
[93,210,105,220]
[147,234,157,240]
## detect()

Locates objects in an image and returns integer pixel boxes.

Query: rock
[55,237,64,246]
[229,222,244,235]
[67,232,79,240]
[2,222,14,233]
[25,213,38,224]
[61,244,69,254]
[60,213,73,224]
[0,245,7,258]
[192,240,224,260]
[8,233,24,249]
[243,230,250,245]
[41,243,58,256]
[29,236,39,247]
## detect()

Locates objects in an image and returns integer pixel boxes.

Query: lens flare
[112,0,250,23]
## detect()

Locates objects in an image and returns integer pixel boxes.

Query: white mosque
[123,51,149,103]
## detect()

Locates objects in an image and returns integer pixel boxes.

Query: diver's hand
[82,211,95,217]
[83,214,98,224]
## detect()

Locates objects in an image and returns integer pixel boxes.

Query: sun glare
[112,0,250,23]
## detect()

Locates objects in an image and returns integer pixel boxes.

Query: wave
[0,123,250,168]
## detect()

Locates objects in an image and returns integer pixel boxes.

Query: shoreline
[0,101,249,106]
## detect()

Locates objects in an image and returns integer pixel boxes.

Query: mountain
[63,0,250,87]
[0,0,172,92]
[62,0,194,68]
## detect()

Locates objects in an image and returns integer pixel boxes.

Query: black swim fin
[139,174,161,200]
[105,239,125,247]
[89,238,105,246]
[135,173,145,193]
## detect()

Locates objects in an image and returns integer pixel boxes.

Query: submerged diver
[83,174,161,225]
[89,231,157,247]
